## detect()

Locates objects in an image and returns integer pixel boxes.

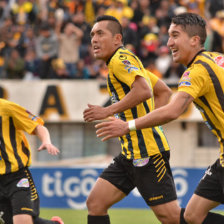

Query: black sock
[88,215,110,224]
[202,212,224,224]
[180,208,224,224]
[33,216,58,224]
[180,208,187,224]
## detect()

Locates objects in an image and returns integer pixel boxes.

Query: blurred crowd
[0,0,223,81]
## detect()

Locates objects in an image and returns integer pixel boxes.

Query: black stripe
[195,60,224,111]
[113,75,148,158]
[0,116,11,173]
[201,53,215,63]
[152,127,165,153]
[108,75,133,157]
[21,141,30,165]
[194,101,224,142]
[9,117,23,169]
[143,101,150,113]
[199,96,219,121]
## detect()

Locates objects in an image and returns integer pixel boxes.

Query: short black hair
[95,15,123,37]
[171,13,207,46]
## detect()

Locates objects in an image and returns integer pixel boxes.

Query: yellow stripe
[21,207,33,211]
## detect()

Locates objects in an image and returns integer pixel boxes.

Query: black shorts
[0,167,40,223]
[100,151,177,206]
[195,158,224,203]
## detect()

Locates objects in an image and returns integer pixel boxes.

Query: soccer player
[0,99,64,224]
[83,15,181,224]
[96,13,224,224]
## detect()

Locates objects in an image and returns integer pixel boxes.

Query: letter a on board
[39,85,68,120]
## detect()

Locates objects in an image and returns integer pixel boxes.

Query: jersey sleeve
[146,70,159,88]
[178,65,209,99]
[111,53,147,87]
[9,102,44,134]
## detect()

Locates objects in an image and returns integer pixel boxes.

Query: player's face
[167,23,195,66]
[90,21,119,61]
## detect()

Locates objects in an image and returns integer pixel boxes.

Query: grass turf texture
[40,208,224,224]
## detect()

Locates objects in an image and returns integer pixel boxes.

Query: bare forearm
[107,90,150,115]
[34,125,51,144]
[135,92,193,129]
[135,105,175,129]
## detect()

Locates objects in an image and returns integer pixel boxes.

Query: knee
[13,214,33,224]
[156,211,180,224]
[184,210,199,224]
[86,196,108,215]
[86,195,94,212]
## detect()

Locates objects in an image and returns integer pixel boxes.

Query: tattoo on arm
[181,95,191,112]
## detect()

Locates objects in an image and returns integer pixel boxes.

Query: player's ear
[114,33,122,45]
[190,35,200,47]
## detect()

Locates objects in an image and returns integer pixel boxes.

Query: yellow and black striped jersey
[0,99,43,174]
[178,50,224,166]
[107,47,170,159]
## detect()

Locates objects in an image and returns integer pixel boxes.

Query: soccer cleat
[51,216,64,224]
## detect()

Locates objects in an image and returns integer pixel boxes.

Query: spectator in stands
[105,0,134,22]
[10,0,37,25]
[139,16,159,41]
[0,17,16,58]
[7,24,27,57]
[209,10,224,52]
[74,59,90,79]
[155,0,172,27]
[155,46,172,78]
[72,11,92,59]
[5,48,25,79]
[163,61,185,81]
[35,22,58,79]
[24,48,40,80]
[139,33,159,64]
[0,0,11,24]
[121,16,138,51]
[144,58,162,79]
[50,58,70,79]
[158,24,169,46]
[0,0,218,80]
[56,22,83,78]
[205,0,223,18]
[24,26,36,52]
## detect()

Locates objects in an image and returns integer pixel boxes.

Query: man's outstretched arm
[95,91,194,141]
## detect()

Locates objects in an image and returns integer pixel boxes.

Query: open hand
[38,143,60,155]
[83,104,109,122]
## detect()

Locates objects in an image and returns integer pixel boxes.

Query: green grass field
[40,208,224,224]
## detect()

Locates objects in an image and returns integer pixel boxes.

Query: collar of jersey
[187,49,206,68]
[106,46,124,65]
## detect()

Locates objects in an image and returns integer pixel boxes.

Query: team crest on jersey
[119,55,127,60]
[17,178,29,188]
[178,81,191,87]
[214,55,224,68]
[182,71,190,78]
[179,71,191,87]
[122,60,139,73]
